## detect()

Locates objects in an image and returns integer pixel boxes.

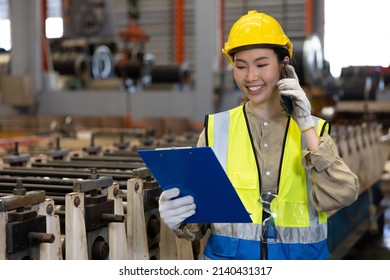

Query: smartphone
[280,95,293,115]
[280,62,293,115]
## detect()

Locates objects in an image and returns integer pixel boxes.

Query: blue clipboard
[138,146,252,223]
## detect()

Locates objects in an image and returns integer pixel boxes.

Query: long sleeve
[302,132,360,212]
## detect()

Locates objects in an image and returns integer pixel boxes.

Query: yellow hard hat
[222,10,293,64]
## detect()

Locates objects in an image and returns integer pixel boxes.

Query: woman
[158,10,359,260]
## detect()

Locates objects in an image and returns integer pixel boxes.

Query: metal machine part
[92,45,114,79]
[126,176,161,260]
[287,34,324,87]
[302,34,324,86]
[2,142,31,167]
[62,0,115,38]
[338,66,383,101]
[0,182,56,260]
[52,51,90,77]
[142,180,162,260]
[63,169,126,260]
[150,63,191,85]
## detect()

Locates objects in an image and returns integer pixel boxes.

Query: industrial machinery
[327,122,389,259]
[0,185,58,260]
[0,128,199,260]
[49,0,192,92]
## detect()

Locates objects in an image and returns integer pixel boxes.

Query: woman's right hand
[158,188,196,230]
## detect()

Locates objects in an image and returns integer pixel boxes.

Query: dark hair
[271,46,290,62]
[231,44,290,63]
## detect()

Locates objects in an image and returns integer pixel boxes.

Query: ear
[280,56,290,78]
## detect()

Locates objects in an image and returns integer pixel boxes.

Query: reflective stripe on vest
[206,105,328,244]
[203,233,331,260]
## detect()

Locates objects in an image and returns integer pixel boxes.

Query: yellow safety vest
[206,105,328,242]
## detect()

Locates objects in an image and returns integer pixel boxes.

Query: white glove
[276,65,315,132]
[158,187,196,230]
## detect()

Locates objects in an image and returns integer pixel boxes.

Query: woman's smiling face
[233,48,282,108]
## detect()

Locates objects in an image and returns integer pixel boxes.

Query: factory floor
[342,179,390,260]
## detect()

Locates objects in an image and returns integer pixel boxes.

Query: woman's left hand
[277,65,314,132]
